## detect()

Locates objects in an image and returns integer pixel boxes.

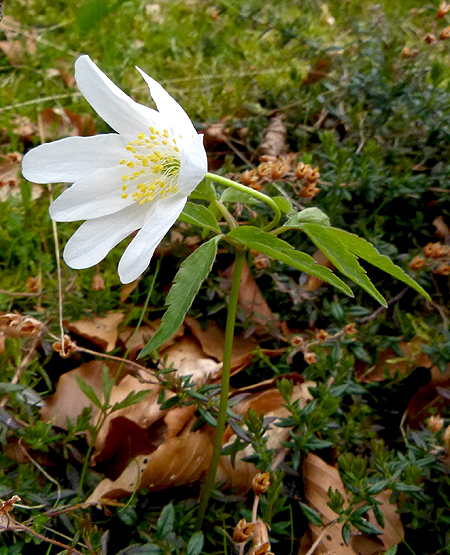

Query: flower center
[119,126,182,205]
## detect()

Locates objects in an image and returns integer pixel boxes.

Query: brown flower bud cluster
[428,415,444,433]
[409,242,450,275]
[237,154,321,199]
[296,162,321,199]
[437,1,450,19]
[0,313,43,338]
[53,334,77,358]
[252,472,270,496]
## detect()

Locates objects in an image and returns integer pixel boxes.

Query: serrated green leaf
[139,236,220,357]
[226,226,353,297]
[299,502,323,526]
[284,207,330,227]
[186,532,204,555]
[74,375,103,409]
[329,227,430,300]
[102,366,115,406]
[179,202,221,233]
[221,188,259,206]
[272,195,292,214]
[189,179,218,201]
[301,223,387,306]
[111,389,153,412]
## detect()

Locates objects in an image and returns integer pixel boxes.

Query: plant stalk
[205,172,281,231]
[195,248,246,528]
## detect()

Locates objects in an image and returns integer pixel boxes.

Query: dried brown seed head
[440,25,450,39]
[316,329,329,342]
[304,351,317,364]
[91,273,106,291]
[437,1,450,19]
[233,518,254,544]
[26,276,40,293]
[252,472,270,496]
[344,323,358,335]
[409,255,426,270]
[436,263,450,276]
[53,335,77,358]
[428,415,444,433]
[401,46,411,58]
[424,33,438,45]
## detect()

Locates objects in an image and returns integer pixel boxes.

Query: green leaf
[221,188,259,206]
[102,366,115,406]
[284,207,330,227]
[385,546,398,555]
[74,375,103,409]
[351,517,382,536]
[342,522,351,546]
[179,202,221,233]
[186,532,204,555]
[111,389,153,412]
[301,224,387,306]
[226,226,353,297]
[272,195,292,214]
[190,179,218,201]
[299,502,323,526]
[156,504,175,538]
[329,227,431,300]
[139,236,220,357]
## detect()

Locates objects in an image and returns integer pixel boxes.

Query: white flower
[22,55,207,283]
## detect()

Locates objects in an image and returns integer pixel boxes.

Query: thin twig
[0,289,42,297]
[304,520,337,555]
[11,520,84,555]
[355,287,408,324]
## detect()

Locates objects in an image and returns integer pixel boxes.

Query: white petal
[118,194,187,283]
[136,67,197,139]
[75,55,163,136]
[22,135,125,183]
[63,204,146,269]
[177,134,208,195]
[49,165,136,222]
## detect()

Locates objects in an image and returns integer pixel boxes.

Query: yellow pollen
[127,162,135,168]
[149,126,155,133]
[122,185,127,191]
[122,175,128,181]
[174,146,179,152]
[120,159,126,165]
[138,132,145,139]
[122,193,128,199]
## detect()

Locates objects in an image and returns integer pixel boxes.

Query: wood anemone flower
[22,55,207,283]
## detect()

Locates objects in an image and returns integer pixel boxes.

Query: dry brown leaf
[352,490,404,554]
[0,16,21,40]
[433,215,450,240]
[217,381,314,492]
[86,432,213,503]
[302,249,334,292]
[0,152,22,199]
[41,361,124,429]
[301,59,330,86]
[407,362,450,426]
[55,58,76,87]
[257,116,287,159]
[39,107,97,140]
[119,320,185,359]
[302,453,357,555]
[202,119,230,151]
[220,260,277,330]
[0,40,23,66]
[66,312,124,352]
[356,338,432,383]
[119,278,141,303]
[12,116,36,142]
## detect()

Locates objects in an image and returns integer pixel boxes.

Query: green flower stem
[213,200,238,230]
[196,248,246,529]
[205,172,281,232]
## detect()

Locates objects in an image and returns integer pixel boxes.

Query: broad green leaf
[272,195,292,214]
[300,224,386,306]
[329,227,430,300]
[179,202,221,233]
[190,179,218,201]
[156,504,175,538]
[74,375,103,409]
[226,226,353,296]
[221,188,259,206]
[139,236,220,357]
[284,207,330,228]
[186,532,204,555]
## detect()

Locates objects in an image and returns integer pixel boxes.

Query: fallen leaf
[55,58,76,87]
[220,260,277,331]
[119,320,185,359]
[39,107,96,140]
[302,453,357,554]
[119,278,141,303]
[41,361,125,429]
[352,490,404,554]
[257,116,287,159]
[301,59,330,86]
[356,338,432,383]
[217,381,314,492]
[66,312,125,352]
[0,40,23,66]
[407,362,450,426]
[302,249,334,292]
[86,432,213,504]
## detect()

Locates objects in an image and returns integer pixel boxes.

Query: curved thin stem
[195,248,246,529]
[205,172,281,232]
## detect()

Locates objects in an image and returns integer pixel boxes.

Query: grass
[1,0,450,554]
